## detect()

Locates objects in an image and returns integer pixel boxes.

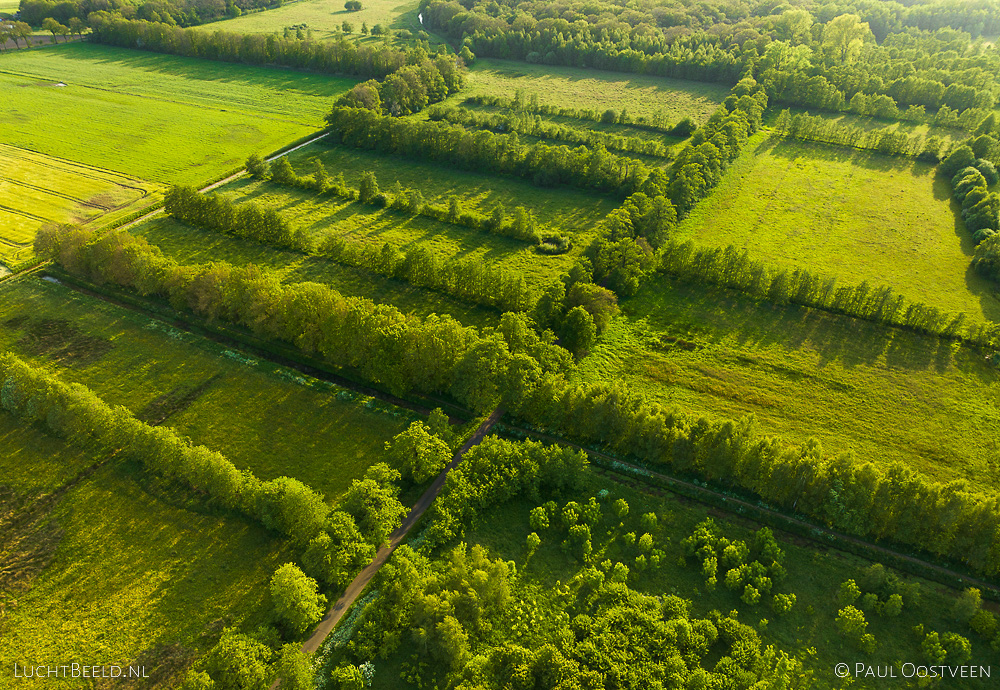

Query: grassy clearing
[763,107,967,149]
[134,216,500,329]
[676,135,1000,322]
[198,142,617,287]
[433,469,1000,690]
[573,277,1000,491]
[0,43,352,184]
[0,143,161,266]
[0,279,416,500]
[0,440,288,689]
[194,0,423,41]
[442,59,729,124]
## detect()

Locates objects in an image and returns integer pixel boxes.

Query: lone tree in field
[342,20,353,33]
[270,563,327,635]
[344,0,362,10]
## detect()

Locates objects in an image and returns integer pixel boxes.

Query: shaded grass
[447,468,1000,690]
[441,58,729,124]
[0,414,95,494]
[134,215,500,329]
[573,276,1000,491]
[0,448,289,688]
[677,134,1000,322]
[0,279,417,500]
[0,43,352,185]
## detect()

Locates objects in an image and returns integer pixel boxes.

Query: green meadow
[451,59,730,124]
[0,42,353,185]
[677,134,1000,322]
[195,0,424,40]
[574,277,1000,491]
[0,143,161,266]
[0,279,415,500]
[0,432,289,689]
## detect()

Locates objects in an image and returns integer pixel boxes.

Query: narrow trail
[118,131,329,231]
[290,407,504,667]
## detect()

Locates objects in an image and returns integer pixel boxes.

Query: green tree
[387,421,451,483]
[822,14,872,62]
[341,21,353,33]
[359,171,379,202]
[526,531,541,559]
[361,22,368,35]
[330,665,363,690]
[559,306,595,357]
[203,628,272,690]
[953,588,982,622]
[179,670,215,690]
[270,563,328,635]
[838,579,861,607]
[341,463,406,545]
[275,644,314,690]
[246,153,270,179]
[836,606,868,642]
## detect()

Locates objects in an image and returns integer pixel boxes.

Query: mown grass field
[190,141,618,287]
[195,0,423,41]
[0,279,416,500]
[0,143,161,266]
[573,277,1000,491]
[0,42,353,185]
[677,134,1000,322]
[448,59,730,124]
[0,427,289,689]
[425,470,1000,690]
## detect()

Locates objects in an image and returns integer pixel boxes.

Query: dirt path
[118,131,329,231]
[294,407,503,664]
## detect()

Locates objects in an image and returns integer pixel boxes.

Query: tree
[42,17,69,43]
[330,665,363,690]
[822,14,872,63]
[361,22,368,35]
[371,24,384,36]
[275,645,314,690]
[344,0,362,10]
[69,17,85,39]
[387,421,451,483]
[341,463,406,545]
[342,21,353,33]
[179,670,215,690]
[835,606,868,641]
[559,306,595,357]
[526,531,541,558]
[426,407,453,444]
[941,145,976,178]
[270,563,328,635]
[202,628,272,690]
[246,153,270,179]
[953,588,982,622]
[359,171,379,202]
[838,579,861,607]
[882,594,903,617]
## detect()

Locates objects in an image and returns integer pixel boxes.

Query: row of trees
[324,105,653,197]
[427,105,673,159]
[773,110,927,157]
[251,156,551,246]
[89,16,412,78]
[334,53,465,117]
[0,21,35,48]
[0,352,329,546]
[939,145,1000,286]
[657,239,1000,347]
[464,92,697,137]
[19,0,272,28]
[165,185,300,249]
[35,225,574,411]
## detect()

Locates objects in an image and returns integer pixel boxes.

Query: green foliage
[203,628,274,690]
[839,579,862,607]
[772,593,797,615]
[275,644,314,690]
[341,463,407,546]
[269,563,327,636]
[330,665,364,690]
[953,587,982,622]
[387,421,452,483]
[835,605,868,644]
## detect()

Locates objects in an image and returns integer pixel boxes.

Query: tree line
[464,92,697,138]
[427,105,674,159]
[657,239,1000,348]
[34,224,574,412]
[774,110,926,157]
[249,155,552,246]
[334,52,465,117]
[89,16,411,79]
[324,105,652,198]
[938,143,1000,285]
[19,0,271,28]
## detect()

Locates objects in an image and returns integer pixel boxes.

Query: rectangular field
[677,135,1000,322]
[0,279,416,500]
[0,43,355,185]
[574,277,1000,492]
[452,59,730,124]
[0,144,161,265]
[195,0,423,40]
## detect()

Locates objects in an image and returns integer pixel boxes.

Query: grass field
[0,279,416,500]
[447,59,730,125]
[677,134,1000,323]
[0,144,161,266]
[764,107,967,149]
[0,43,354,185]
[195,0,423,41]
[187,141,618,288]
[427,470,1000,690]
[0,429,289,689]
[573,277,1000,491]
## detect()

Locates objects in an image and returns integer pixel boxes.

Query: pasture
[677,134,1000,322]
[0,42,352,185]
[194,142,618,286]
[194,0,423,41]
[0,279,416,499]
[452,59,730,125]
[574,277,1000,491]
[0,144,160,266]
[0,434,289,690]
